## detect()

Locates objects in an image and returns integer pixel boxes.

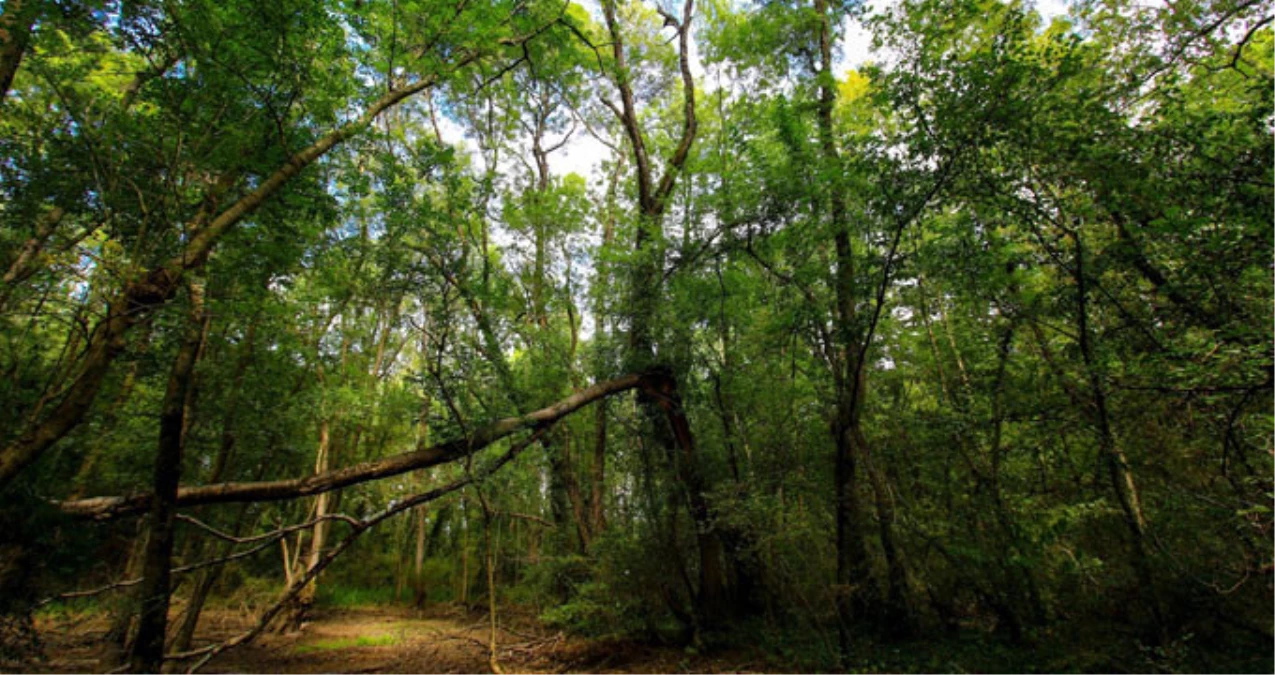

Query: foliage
[0,0,1269,671]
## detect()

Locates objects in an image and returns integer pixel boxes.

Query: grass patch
[294,633,399,654]
[316,585,399,608]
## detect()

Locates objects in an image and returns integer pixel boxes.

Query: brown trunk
[289,418,332,629]
[170,325,257,654]
[459,515,470,605]
[642,370,727,624]
[412,507,427,606]
[602,0,720,627]
[477,491,503,674]
[814,0,876,655]
[61,372,655,519]
[1070,230,1158,630]
[833,412,873,637]
[589,399,607,536]
[0,0,36,104]
[128,278,206,672]
[103,520,149,666]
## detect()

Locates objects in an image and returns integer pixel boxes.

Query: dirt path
[199,606,556,674]
[17,605,761,674]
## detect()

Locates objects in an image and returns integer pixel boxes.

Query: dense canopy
[0,0,1271,672]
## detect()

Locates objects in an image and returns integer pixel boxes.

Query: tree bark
[128,278,206,673]
[1070,229,1159,631]
[62,372,659,519]
[812,0,878,655]
[602,0,725,627]
[169,322,257,654]
[0,0,37,104]
[289,419,332,630]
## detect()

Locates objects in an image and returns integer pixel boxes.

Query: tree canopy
[0,0,1270,672]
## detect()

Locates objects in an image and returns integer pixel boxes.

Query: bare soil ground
[14,605,762,674]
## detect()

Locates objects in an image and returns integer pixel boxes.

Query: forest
[0,0,1271,672]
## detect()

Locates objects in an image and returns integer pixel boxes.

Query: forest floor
[18,604,764,674]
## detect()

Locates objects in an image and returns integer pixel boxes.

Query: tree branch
[59,372,657,519]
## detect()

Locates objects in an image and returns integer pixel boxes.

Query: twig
[38,513,363,606]
[177,512,360,544]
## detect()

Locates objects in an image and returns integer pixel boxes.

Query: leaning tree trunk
[0,66,456,491]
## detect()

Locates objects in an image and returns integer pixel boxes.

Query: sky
[538,0,1076,182]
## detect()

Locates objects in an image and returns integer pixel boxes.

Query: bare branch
[59,372,656,519]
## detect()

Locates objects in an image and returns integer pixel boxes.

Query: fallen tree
[58,371,666,520]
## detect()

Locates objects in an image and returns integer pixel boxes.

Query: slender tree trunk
[128,278,206,672]
[460,512,470,605]
[168,503,251,656]
[413,507,427,604]
[477,490,503,674]
[290,418,333,628]
[103,520,149,666]
[1070,230,1159,631]
[590,400,607,537]
[813,0,877,655]
[169,325,257,654]
[0,206,65,311]
[601,0,721,625]
[413,317,433,608]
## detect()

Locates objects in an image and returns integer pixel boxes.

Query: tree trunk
[128,278,206,672]
[0,0,37,104]
[289,418,332,630]
[477,491,503,674]
[602,0,721,625]
[813,0,877,656]
[413,507,427,606]
[169,325,257,654]
[61,372,656,520]
[1070,229,1159,632]
[590,399,608,537]
[103,521,149,666]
